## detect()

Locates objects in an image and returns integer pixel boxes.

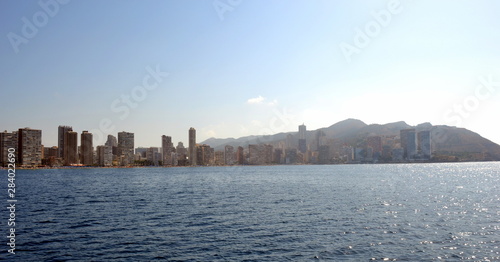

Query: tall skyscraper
[64,131,78,165]
[196,144,214,166]
[315,130,326,151]
[318,145,330,164]
[118,131,134,165]
[406,130,417,160]
[418,131,431,159]
[298,124,307,153]
[96,145,112,167]
[0,131,14,167]
[162,135,174,166]
[105,134,117,147]
[224,145,235,165]
[176,142,187,159]
[81,131,93,166]
[58,125,73,159]
[188,127,196,166]
[236,146,244,165]
[400,129,416,160]
[18,128,42,166]
[176,142,187,165]
[146,147,161,166]
[105,134,118,156]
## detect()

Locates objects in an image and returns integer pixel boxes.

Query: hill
[200,119,500,161]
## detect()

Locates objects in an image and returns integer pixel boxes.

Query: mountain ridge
[200,119,500,161]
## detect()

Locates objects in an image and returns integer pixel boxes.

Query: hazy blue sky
[1,0,499,147]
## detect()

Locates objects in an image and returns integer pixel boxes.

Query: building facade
[400,129,416,160]
[81,131,93,166]
[0,131,15,167]
[298,124,307,153]
[118,131,134,165]
[162,135,174,166]
[18,128,42,166]
[96,145,113,166]
[58,125,73,159]
[249,144,273,165]
[418,131,431,159]
[188,127,196,166]
[224,145,235,165]
[64,131,78,165]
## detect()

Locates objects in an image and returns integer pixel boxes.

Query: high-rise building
[58,125,73,159]
[18,128,42,166]
[96,145,112,167]
[400,129,416,160]
[273,148,283,164]
[285,148,298,164]
[298,124,307,153]
[196,144,214,166]
[315,130,326,151]
[176,142,187,159]
[64,131,78,165]
[118,131,134,165]
[105,134,118,156]
[105,135,117,147]
[135,147,148,158]
[162,135,174,166]
[174,142,186,165]
[214,151,225,165]
[224,145,235,165]
[236,146,244,165]
[188,127,196,166]
[42,146,59,167]
[248,144,273,165]
[146,147,161,166]
[12,131,18,157]
[318,145,330,164]
[418,131,431,159]
[0,131,15,167]
[406,130,417,160]
[81,131,93,166]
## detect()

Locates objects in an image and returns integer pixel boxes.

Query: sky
[1,0,499,147]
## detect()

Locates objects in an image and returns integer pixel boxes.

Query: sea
[1,162,499,261]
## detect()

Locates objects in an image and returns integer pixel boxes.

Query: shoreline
[2,160,499,170]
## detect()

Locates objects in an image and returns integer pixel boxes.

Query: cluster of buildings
[0,124,432,168]
[220,126,432,165]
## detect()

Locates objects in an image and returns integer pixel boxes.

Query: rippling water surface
[2,162,499,261]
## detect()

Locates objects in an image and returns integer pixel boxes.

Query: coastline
[3,160,499,171]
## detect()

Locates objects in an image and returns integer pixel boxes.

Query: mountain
[428,125,500,160]
[200,119,500,161]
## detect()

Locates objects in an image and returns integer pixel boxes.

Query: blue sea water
[1,163,499,261]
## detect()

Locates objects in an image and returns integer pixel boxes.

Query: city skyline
[1,115,498,151]
[2,117,500,168]
[0,122,442,167]
[1,1,499,147]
